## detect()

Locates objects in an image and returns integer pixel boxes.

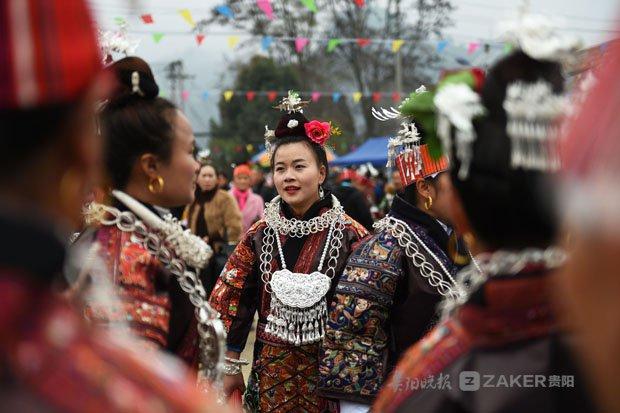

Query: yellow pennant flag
[353,92,363,103]
[392,39,405,53]
[224,90,234,102]
[228,36,240,49]
[179,9,196,28]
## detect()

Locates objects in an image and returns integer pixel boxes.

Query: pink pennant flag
[295,37,309,53]
[311,92,322,102]
[257,0,274,20]
[467,42,481,54]
[182,90,190,101]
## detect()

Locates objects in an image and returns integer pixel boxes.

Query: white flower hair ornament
[499,14,582,62]
[287,119,299,128]
[434,83,486,180]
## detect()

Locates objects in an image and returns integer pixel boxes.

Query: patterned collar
[389,194,452,255]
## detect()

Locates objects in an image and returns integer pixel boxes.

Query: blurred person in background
[559,42,620,413]
[251,165,276,203]
[332,168,374,232]
[230,164,264,233]
[374,22,595,413]
[0,0,225,410]
[218,170,231,190]
[185,162,242,294]
[391,169,404,195]
[378,182,396,215]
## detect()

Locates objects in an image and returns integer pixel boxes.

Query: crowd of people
[2,1,620,413]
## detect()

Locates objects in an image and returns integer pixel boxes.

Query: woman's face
[273,142,326,216]
[197,165,218,191]
[233,174,251,191]
[155,110,200,207]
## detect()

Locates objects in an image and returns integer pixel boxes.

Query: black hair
[0,102,78,174]
[100,57,178,189]
[270,135,330,176]
[449,51,562,249]
[403,174,440,207]
[199,161,219,177]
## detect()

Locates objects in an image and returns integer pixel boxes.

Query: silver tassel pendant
[265,295,327,346]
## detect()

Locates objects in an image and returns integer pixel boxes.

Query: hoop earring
[424,195,433,210]
[318,184,325,199]
[148,176,165,194]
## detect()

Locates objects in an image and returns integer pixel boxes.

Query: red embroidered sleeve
[209,221,263,336]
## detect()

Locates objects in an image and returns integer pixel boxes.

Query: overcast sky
[89,0,619,141]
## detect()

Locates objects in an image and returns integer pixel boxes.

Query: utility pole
[163,60,194,111]
[395,49,403,94]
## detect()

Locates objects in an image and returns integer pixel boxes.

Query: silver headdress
[386,121,422,169]
[503,80,569,171]
[500,14,582,63]
[434,83,485,180]
[273,90,310,113]
[373,85,426,168]
[264,125,276,153]
[98,22,140,63]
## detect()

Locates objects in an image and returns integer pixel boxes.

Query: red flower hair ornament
[304,120,331,145]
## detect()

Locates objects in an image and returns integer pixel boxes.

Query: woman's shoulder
[343,214,371,239]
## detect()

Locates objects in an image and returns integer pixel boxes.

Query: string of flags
[170,89,413,104]
[122,5,509,55]
[137,0,364,27]
[128,27,507,55]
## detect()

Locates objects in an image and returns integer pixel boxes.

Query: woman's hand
[223,372,245,398]
[223,350,246,399]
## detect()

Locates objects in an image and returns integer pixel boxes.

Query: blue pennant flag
[216,5,235,19]
[437,40,449,53]
[332,92,342,103]
[262,36,274,51]
[202,91,209,101]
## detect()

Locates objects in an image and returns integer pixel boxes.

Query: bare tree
[211,0,453,139]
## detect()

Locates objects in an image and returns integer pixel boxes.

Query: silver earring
[318,185,325,199]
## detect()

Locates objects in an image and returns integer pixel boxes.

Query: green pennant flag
[153,33,164,43]
[503,43,513,54]
[327,38,343,52]
[300,0,318,12]
[114,16,126,25]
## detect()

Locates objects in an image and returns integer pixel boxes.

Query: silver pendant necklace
[262,195,345,346]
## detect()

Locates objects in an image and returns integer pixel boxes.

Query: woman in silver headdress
[210,92,368,412]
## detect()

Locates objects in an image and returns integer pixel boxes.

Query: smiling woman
[209,92,369,412]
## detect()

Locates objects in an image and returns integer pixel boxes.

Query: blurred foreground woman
[373,15,595,413]
[559,42,620,413]
[0,0,226,411]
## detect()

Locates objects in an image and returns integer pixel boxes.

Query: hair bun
[108,56,160,101]
[117,69,159,99]
[274,112,309,139]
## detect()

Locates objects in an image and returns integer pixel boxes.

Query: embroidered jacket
[209,195,368,412]
[372,268,596,413]
[318,195,464,403]
[83,201,200,368]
